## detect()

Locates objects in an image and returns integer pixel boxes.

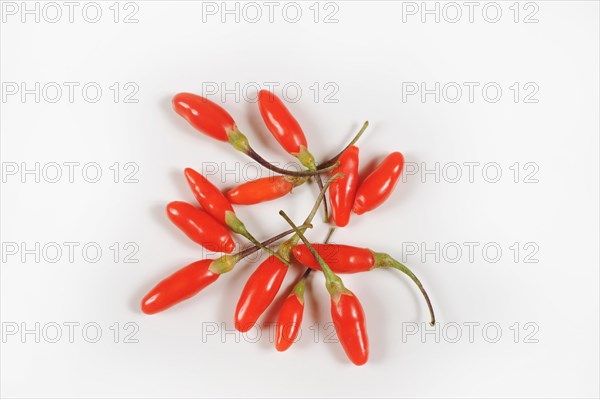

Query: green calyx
[225,211,249,237]
[227,127,250,153]
[285,175,309,188]
[277,236,298,263]
[292,145,317,171]
[291,278,307,305]
[372,251,394,268]
[208,254,240,274]
[326,274,350,303]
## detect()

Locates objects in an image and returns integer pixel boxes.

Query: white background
[1,1,599,398]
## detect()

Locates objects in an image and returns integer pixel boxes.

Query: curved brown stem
[389,258,435,326]
[235,224,312,260]
[247,147,338,177]
[301,268,312,279]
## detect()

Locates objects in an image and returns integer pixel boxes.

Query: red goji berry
[353,152,404,215]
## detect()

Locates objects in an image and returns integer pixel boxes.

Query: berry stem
[373,252,436,326]
[318,121,369,169]
[315,175,330,223]
[247,147,339,177]
[301,226,336,280]
[279,210,338,284]
[276,173,343,261]
[234,224,312,260]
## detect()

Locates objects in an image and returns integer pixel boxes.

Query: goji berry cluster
[140,90,435,366]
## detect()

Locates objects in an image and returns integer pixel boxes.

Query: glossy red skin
[258,90,307,154]
[235,255,288,332]
[331,292,369,366]
[184,167,234,225]
[141,259,219,314]
[353,152,404,215]
[275,294,304,352]
[226,176,294,205]
[173,93,235,142]
[292,244,375,273]
[166,201,236,253]
[329,146,359,227]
